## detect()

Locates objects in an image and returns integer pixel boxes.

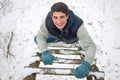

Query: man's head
[51,2,69,30]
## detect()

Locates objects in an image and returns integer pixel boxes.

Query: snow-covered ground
[0,0,120,80]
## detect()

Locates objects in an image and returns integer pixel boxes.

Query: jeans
[34,34,60,44]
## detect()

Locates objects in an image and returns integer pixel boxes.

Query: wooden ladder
[23,42,105,80]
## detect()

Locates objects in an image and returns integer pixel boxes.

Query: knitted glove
[42,51,57,65]
[73,60,90,78]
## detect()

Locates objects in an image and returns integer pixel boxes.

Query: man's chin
[57,26,64,30]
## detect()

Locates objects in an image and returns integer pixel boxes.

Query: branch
[6,31,14,58]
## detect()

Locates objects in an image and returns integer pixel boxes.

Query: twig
[6,31,14,58]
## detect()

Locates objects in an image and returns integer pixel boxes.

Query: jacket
[46,10,83,43]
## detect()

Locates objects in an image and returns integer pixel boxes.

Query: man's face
[52,12,69,30]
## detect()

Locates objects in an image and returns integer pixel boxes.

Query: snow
[89,71,105,79]
[0,0,120,80]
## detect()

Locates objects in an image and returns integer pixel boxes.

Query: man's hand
[73,60,90,78]
[42,51,57,65]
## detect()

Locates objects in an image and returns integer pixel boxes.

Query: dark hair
[51,2,69,16]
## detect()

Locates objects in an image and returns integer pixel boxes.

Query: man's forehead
[52,12,67,16]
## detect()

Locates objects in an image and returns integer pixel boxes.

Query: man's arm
[77,23,96,64]
[36,20,49,53]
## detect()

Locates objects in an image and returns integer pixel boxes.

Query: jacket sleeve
[36,20,49,53]
[77,23,96,64]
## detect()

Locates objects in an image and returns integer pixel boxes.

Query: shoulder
[39,19,48,32]
[77,23,89,36]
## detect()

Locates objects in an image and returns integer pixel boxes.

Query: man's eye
[61,16,65,18]
[53,17,58,19]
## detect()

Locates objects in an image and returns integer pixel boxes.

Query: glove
[42,51,57,65]
[73,60,90,78]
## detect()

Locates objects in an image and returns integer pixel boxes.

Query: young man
[34,2,96,78]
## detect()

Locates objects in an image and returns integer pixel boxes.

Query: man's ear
[67,14,69,19]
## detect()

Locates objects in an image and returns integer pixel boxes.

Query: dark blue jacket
[45,10,83,43]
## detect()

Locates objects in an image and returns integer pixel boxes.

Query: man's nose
[57,18,62,23]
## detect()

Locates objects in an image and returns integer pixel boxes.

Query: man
[34,2,96,78]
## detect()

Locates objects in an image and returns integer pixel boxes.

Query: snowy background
[0,0,120,80]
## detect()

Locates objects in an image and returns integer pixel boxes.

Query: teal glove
[73,60,90,78]
[42,51,57,65]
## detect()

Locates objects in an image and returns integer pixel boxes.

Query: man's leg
[34,34,60,44]
[46,34,60,43]
[34,36,38,44]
